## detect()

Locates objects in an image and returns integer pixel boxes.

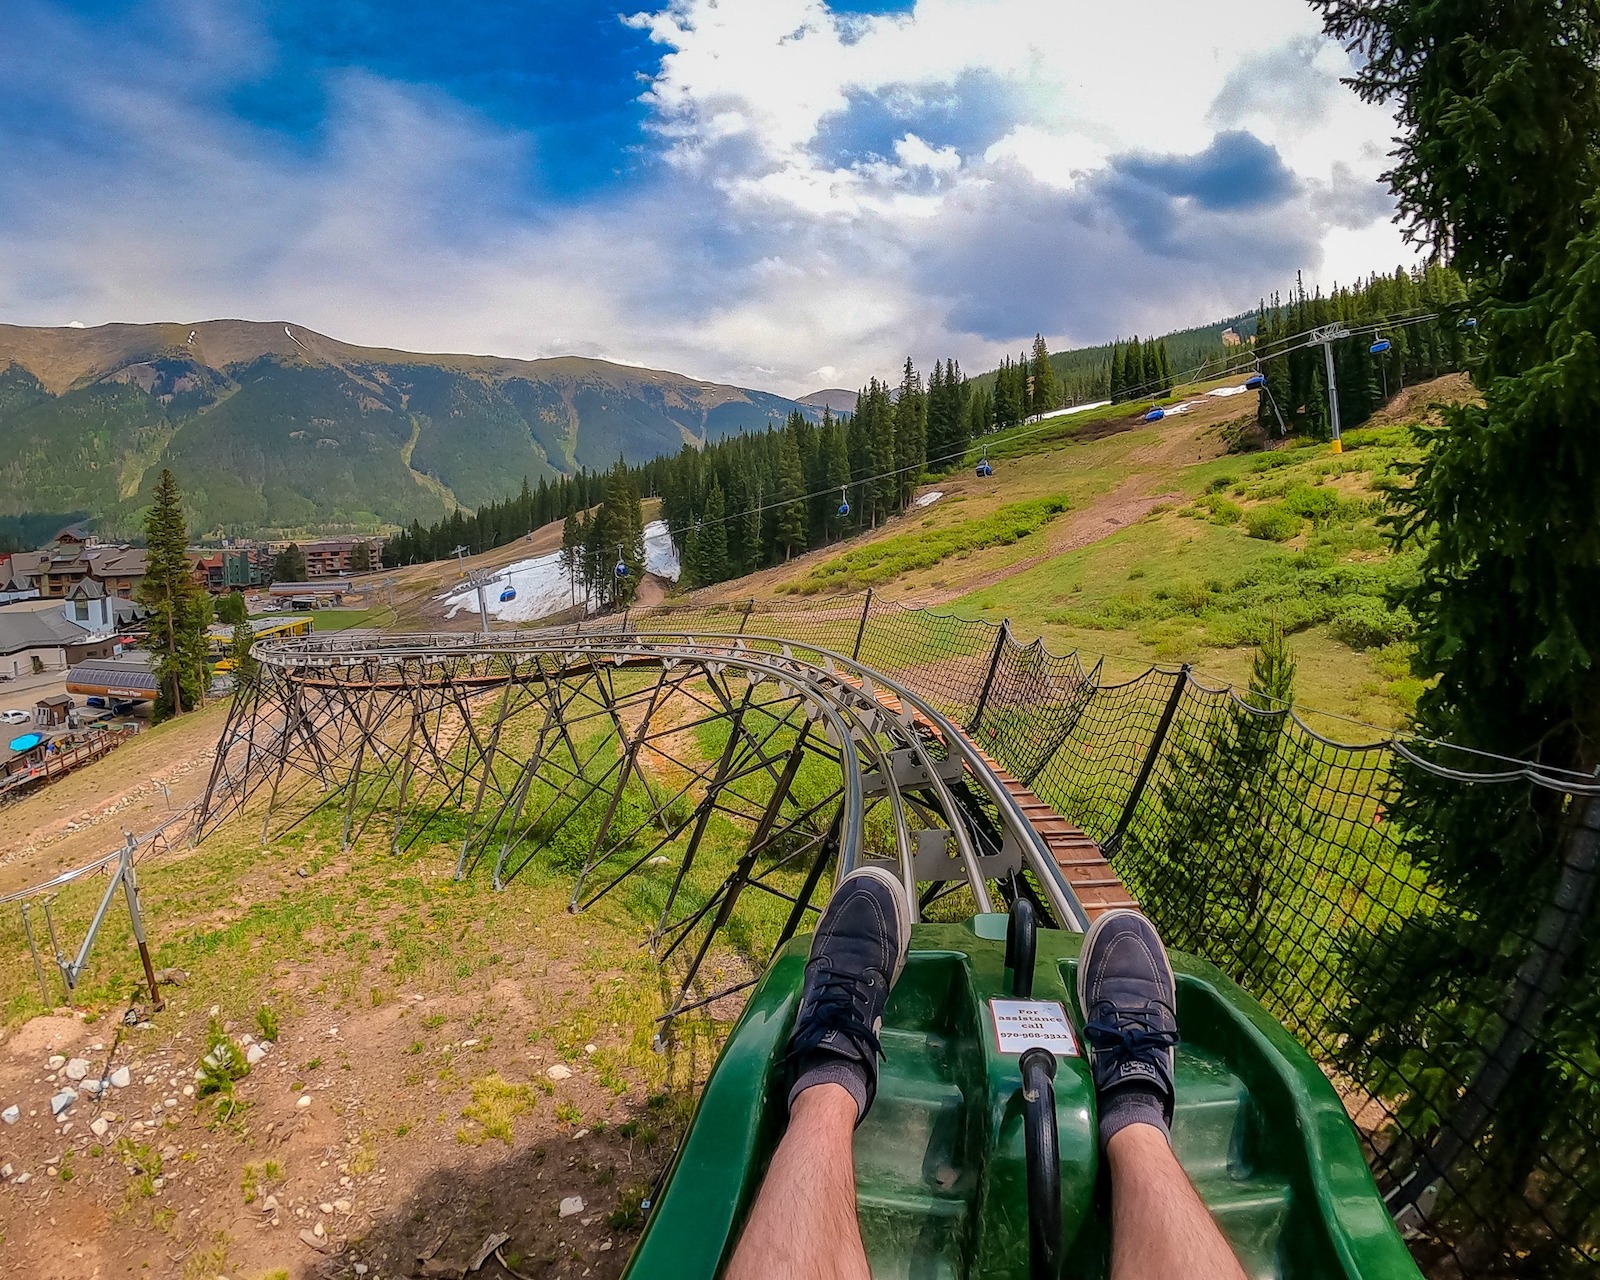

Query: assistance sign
[988,998,1079,1056]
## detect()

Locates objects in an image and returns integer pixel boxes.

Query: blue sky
[0,1,1410,394]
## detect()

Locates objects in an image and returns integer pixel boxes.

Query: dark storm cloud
[1117,131,1299,212]
[916,156,1318,345]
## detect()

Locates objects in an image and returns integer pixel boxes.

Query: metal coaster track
[196,629,1136,1033]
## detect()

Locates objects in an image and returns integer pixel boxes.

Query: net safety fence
[607,588,1600,1278]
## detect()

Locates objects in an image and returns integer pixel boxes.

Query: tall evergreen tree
[137,469,207,721]
[559,511,583,607]
[1031,334,1058,418]
[272,543,306,583]
[893,358,926,504]
[1314,0,1600,1255]
[228,619,258,687]
[690,482,729,587]
[775,426,807,560]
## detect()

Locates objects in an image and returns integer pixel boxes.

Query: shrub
[1201,495,1243,525]
[1331,598,1414,649]
[1281,483,1344,522]
[1245,506,1301,542]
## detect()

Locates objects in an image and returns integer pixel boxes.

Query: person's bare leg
[724,1083,869,1280]
[1106,1123,1248,1280]
[1078,910,1248,1280]
[725,866,912,1280]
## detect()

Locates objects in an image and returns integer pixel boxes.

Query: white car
[1,709,31,725]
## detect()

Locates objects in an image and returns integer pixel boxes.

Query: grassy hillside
[0,321,823,538]
[652,376,1474,729]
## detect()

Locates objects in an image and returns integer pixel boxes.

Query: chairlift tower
[463,567,503,636]
[1310,324,1351,453]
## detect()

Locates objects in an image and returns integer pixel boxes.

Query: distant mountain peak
[797,388,858,414]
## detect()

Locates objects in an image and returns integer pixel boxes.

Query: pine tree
[820,411,851,540]
[228,619,258,687]
[893,358,926,504]
[947,362,971,458]
[1031,335,1058,418]
[691,482,729,586]
[594,461,644,607]
[350,541,371,573]
[775,427,807,560]
[560,511,583,607]
[272,543,305,583]
[1125,337,1143,400]
[136,469,207,721]
[1314,0,1600,1251]
[966,386,990,440]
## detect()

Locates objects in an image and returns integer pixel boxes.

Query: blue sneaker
[1076,908,1179,1147]
[785,865,912,1124]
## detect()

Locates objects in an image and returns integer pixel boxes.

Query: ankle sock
[787,1053,869,1124]
[1098,1082,1170,1149]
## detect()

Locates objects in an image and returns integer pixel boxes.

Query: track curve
[197,628,1133,1024]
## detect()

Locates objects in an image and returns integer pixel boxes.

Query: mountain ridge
[0,320,823,538]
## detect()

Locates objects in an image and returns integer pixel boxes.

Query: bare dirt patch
[1361,372,1480,429]
[0,702,230,898]
[0,867,709,1280]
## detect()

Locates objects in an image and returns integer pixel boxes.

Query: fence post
[968,619,1012,733]
[852,589,874,661]
[1103,665,1189,857]
[739,599,755,635]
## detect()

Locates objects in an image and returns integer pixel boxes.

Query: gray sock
[1098,1083,1170,1149]
[787,1058,869,1124]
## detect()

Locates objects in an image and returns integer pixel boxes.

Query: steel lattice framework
[195,630,1091,1033]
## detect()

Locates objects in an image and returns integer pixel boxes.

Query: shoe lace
[1083,1004,1179,1073]
[788,960,884,1062]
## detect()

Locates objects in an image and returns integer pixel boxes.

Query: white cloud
[894,133,961,176]
[0,0,1417,403]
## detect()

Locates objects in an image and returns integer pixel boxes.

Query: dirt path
[911,481,1179,606]
[0,703,231,898]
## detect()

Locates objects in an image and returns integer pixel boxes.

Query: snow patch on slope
[439,520,680,625]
